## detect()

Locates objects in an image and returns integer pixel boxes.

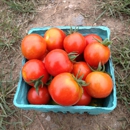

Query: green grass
[2,0,36,13]
[0,0,48,49]
[0,56,14,128]
[0,48,36,129]
[98,0,130,18]
[0,10,20,49]
[111,37,130,111]
[0,0,49,129]
[97,0,130,112]
[0,65,18,129]
[93,0,130,25]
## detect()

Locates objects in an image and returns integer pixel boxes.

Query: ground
[1,0,130,130]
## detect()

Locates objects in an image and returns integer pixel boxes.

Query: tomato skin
[44,49,73,76]
[21,34,46,60]
[75,87,92,106]
[48,73,83,106]
[39,50,48,63]
[22,59,49,86]
[84,34,102,45]
[63,32,86,54]
[27,87,50,105]
[72,62,91,80]
[84,71,113,98]
[44,28,66,51]
[84,42,110,68]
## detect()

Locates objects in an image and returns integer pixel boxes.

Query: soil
[10,0,130,130]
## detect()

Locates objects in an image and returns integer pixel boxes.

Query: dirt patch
[10,0,130,130]
[16,103,129,130]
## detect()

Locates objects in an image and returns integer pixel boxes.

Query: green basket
[13,26,117,115]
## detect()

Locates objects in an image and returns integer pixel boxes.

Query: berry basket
[13,26,117,115]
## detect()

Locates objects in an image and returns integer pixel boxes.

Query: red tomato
[39,50,48,63]
[22,59,49,86]
[75,87,92,106]
[72,62,92,80]
[48,73,83,106]
[21,34,46,60]
[84,34,102,45]
[63,32,86,54]
[44,28,66,51]
[84,71,113,98]
[84,42,110,68]
[27,87,50,104]
[44,49,73,76]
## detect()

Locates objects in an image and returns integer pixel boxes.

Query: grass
[91,0,130,25]
[2,0,36,13]
[0,11,20,50]
[0,44,36,129]
[0,0,50,49]
[95,0,130,112]
[98,0,130,18]
[111,37,130,111]
[0,65,19,129]
[0,0,49,129]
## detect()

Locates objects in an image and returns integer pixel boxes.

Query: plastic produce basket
[13,26,117,115]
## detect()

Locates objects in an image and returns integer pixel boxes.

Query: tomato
[72,62,92,80]
[22,59,49,86]
[21,34,46,60]
[63,32,86,54]
[84,34,102,45]
[75,87,92,106]
[39,50,48,63]
[84,42,110,68]
[44,49,73,76]
[44,28,66,51]
[48,73,83,106]
[84,71,113,98]
[27,87,50,105]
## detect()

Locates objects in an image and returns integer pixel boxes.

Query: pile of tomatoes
[21,27,113,106]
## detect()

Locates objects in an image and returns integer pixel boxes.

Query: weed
[0,36,35,129]
[117,117,130,130]
[0,62,18,129]
[0,0,37,49]
[2,0,36,13]
[0,12,18,49]
[0,0,48,129]
[98,0,130,18]
[111,36,130,111]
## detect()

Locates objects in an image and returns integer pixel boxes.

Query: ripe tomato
[84,71,113,98]
[72,62,92,80]
[21,34,46,60]
[63,32,86,54]
[84,42,110,68]
[39,50,48,63]
[44,49,73,76]
[84,34,102,45]
[44,28,66,51]
[27,87,50,105]
[75,87,92,106]
[48,73,83,106]
[22,59,49,86]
